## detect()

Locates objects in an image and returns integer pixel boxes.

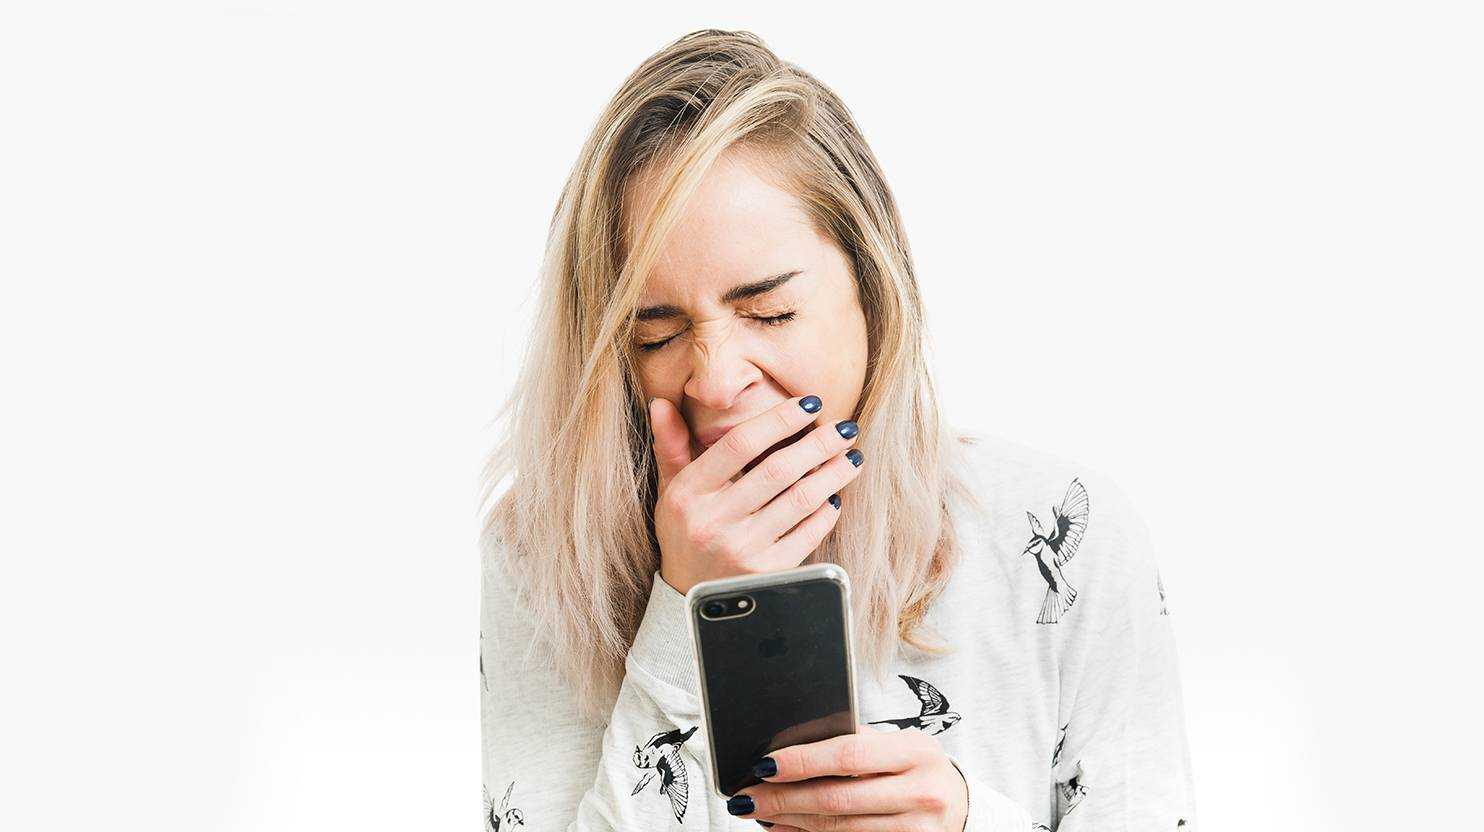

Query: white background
[2,2,1479,829]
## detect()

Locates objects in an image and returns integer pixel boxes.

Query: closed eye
[636,311,797,353]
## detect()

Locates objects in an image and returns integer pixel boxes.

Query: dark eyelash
[636,311,796,353]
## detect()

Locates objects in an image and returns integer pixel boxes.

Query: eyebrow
[635,270,803,322]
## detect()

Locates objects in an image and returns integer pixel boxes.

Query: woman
[481,29,1196,831]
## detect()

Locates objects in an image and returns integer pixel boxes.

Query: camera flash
[737,598,750,609]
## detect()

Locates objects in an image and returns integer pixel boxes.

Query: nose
[682,330,761,410]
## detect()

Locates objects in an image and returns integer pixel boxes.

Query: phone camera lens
[704,601,726,617]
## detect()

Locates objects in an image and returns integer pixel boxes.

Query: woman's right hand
[647,395,864,596]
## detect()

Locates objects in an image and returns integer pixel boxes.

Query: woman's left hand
[726,726,968,831]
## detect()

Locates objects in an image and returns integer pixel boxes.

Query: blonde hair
[480,28,985,718]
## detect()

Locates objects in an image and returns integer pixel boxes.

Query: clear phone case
[685,564,859,797]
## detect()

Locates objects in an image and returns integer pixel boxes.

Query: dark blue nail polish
[835,420,858,439]
[799,395,822,413]
[727,794,755,816]
[759,823,774,828]
[847,449,864,467]
[753,756,779,778]
[828,494,841,510]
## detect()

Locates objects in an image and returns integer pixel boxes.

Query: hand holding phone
[722,727,970,831]
[687,564,858,797]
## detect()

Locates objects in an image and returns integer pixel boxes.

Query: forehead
[625,147,818,298]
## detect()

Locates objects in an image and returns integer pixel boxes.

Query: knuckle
[657,485,688,516]
[773,748,799,778]
[788,482,818,513]
[816,781,851,814]
[811,429,835,458]
[817,815,846,832]
[771,407,796,437]
[759,455,794,486]
[720,426,760,461]
[799,514,835,553]
[836,735,866,772]
[916,786,948,812]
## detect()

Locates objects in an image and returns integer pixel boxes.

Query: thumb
[648,397,694,492]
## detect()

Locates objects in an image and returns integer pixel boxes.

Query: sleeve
[480,539,722,831]
[947,756,1034,832]
[1050,492,1199,831]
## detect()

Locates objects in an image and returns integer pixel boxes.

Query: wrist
[947,757,970,832]
[657,566,689,596]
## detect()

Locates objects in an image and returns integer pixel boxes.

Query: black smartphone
[686,564,858,797]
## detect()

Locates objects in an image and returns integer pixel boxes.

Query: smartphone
[685,564,858,797]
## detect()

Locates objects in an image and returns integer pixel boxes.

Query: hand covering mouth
[737,422,816,475]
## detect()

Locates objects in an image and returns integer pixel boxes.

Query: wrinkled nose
[682,330,759,410]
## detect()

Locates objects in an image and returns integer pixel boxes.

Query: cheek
[756,348,829,401]
[636,363,675,398]
[774,317,867,414]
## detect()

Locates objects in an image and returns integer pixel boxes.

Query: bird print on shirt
[868,675,962,735]
[1052,722,1068,766]
[1158,570,1170,616]
[1057,765,1089,815]
[479,630,488,691]
[483,780,525,830]
[631,725,697,823]
[1022,478,1090,624]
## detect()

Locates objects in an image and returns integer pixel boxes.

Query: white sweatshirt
[481,431,1198,830]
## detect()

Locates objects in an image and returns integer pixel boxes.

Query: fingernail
[828,493,841,510]
[727,794,755,816]
[758,823,774,828]
[799,395,822,413]
[753,756,779,778]
[834,420,858,439]
[847,449,864,467]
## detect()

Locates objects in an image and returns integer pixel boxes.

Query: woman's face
[624,146,869,479]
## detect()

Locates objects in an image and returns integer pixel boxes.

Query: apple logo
[758,636,789,658]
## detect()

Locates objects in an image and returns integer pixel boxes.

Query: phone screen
[694,577,855,796]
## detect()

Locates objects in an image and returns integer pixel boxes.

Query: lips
[696,425,737,448]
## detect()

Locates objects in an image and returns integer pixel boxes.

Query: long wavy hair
[480,28,986,719]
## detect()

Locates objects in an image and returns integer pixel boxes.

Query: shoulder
[479,492,540,613]
[479,521,550,664]
[947,429,1159,587]
[480,521,520,604]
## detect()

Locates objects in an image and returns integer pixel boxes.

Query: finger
[763,730,928,782]
[743,774,908,818]
[758,493,844,571]
[749,446,862,546]
[687,395,823,491]
[648,397,694,494]
[765,813,905,831]
[726,417,858,515]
